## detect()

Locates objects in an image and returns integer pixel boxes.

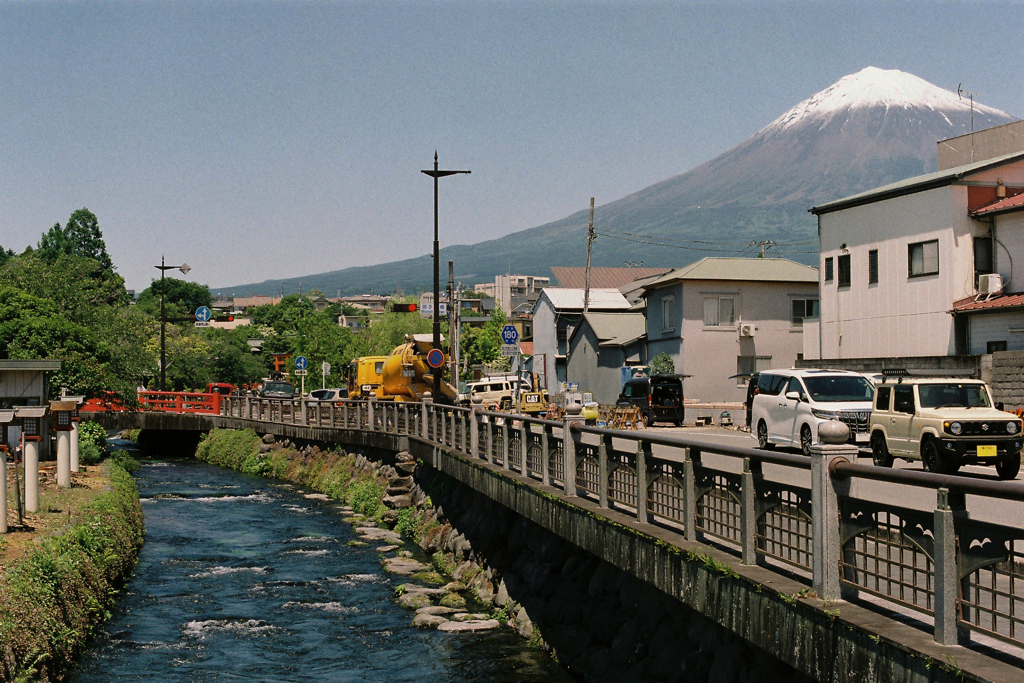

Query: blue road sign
[501,324,520,345]
[426,348,445,369]
[295,356,309,370]
[195,306,211,322]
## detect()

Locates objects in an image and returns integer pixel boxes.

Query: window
[975,235,993,285]
[736,355,772,384]
[791,298,819,327]
[703,296,735,327]
[909,240,939,277]
[661,295,675,331]
[785,377,807,401]
[875,386,891,411]
[868,249,878,284]
[824,257,833,282]
[757,373,788,396]
[837,253,851,287]
[987,340,1008,353]
[893,385,915,414]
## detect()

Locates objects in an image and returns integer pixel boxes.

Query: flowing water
[72,456,574,682]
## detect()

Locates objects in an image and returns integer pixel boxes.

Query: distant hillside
[222,67,1014,297]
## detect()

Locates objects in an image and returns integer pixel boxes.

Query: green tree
[460,305,508,377]
[136,277,213,319]
[38,208,115,274]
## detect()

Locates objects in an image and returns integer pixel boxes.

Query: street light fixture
[155,256,191,391]
[421,152,470,399]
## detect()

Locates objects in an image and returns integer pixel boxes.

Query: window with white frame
[736,355,772,384]
[908,239,939,277]
[660,295,675,331]
[791,298,819,327]
[703,296,736,327]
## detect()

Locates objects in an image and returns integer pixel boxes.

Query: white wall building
[808,151,1024,360]
[474,274,550,314]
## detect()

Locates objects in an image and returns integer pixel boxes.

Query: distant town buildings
[474,274,550,315]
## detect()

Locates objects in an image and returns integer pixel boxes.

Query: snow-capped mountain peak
[766,66,1009,133]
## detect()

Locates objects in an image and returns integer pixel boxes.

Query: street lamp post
[155,256,191,391]
[421,152,470,399]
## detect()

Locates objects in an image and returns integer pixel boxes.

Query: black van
[616,375,685,427]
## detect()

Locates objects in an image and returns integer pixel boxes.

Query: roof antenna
[958,83,985,162]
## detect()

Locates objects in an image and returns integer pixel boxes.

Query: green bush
[79,440,102,466]
[108,451,140,473]
[194,429,264,474]
[650,352,675,375]
[78,421,108,456]
[348,480,385,517]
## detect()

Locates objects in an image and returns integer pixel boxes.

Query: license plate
[977,444,997,458]
[855,432,870,443]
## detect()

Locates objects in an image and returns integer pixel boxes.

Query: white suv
[751,369,874,455]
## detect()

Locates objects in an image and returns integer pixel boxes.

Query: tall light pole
[155,256,191,391]
[422,152,470,399]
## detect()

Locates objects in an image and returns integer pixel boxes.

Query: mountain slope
[224,67,1014,296]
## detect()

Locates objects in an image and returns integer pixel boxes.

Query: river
[72,455,574,682]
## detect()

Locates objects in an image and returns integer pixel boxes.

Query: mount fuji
[227,67,1015,296]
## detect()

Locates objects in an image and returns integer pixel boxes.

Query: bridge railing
[138,391,221,414]
[214,395,1024,652]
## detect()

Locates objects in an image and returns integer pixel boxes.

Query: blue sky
[2,1,1022,292]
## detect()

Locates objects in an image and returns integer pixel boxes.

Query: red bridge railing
[78,391,221,414]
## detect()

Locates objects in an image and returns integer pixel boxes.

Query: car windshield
[918,383,991,409]
[801,376,873,403]
[265,382,293,394]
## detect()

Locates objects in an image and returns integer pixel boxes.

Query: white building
[474,274,550,314]
[808,151,1024,360]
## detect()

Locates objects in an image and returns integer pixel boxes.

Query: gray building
[566,312,647,404]
[531,288,631,390]
[1,359,60,455]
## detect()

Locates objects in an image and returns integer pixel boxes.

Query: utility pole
[749,240,777,258]
[583,197,596,313]
[447,260,457,386]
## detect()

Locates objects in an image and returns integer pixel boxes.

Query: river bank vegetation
[0,460,144,682]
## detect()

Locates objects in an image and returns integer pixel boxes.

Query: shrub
[79,440,102,466]
[108,451,140,473]
[78,421,108,456]
[650,352,675,375]
[348,480,385,517]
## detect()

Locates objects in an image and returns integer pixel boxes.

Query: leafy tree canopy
[37,208,115,274]
[136,277,213,319]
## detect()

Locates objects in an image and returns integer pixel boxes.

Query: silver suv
[869,377,1021,479]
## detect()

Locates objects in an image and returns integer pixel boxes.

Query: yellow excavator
[376,334,458,403]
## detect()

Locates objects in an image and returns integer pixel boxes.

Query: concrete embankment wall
[0,461,144,683]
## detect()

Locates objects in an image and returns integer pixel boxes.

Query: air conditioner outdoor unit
[979,273,1004,297]
[739,323,756,337]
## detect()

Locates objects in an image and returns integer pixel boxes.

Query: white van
[751,369,874,455]
[460,375,533,408]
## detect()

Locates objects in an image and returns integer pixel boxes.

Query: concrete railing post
[70,421,80,473]
[598,434,610,508]
[541,425,551,485]
[811,421,856,602]
[563,404,584,497]
[741,457,762,565]
[500,419,509,469]
[934,488,969,645]
[301,399,309,426]
[422,397,433,441]
[24,439,40,512]
[57,430,71,488]
[470,409,480,458]
[636,440,650,524]
[484,414,493,462]
[420,400,429,439]
[682,447,700,542]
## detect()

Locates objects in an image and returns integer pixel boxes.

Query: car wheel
[757,420,774,450]
[995,454,1021,480]
[800,425,813,457]
[871,432,894,468]
[922,439,951,475]
[640,412,650,428]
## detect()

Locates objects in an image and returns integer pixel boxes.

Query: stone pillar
[934,488,969,645]
[562,403,584,497]
[70,421,80,473]
[422,396,432,441]
[0,447,7,533]
[810,420,856,602]
[470,395,482,459]
[682,447,700,542]
[57,430,71,488]
[24,438,40,512]
[740,458,762,565]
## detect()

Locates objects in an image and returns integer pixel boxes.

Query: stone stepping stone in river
[401,586,447,596]
[357,527,402,544]
[452,613,491,622]
[437,619,500,632]
[382,557,429,575]
[376,544,400,553]
[412,613,450,628]
[399,592,433,610]
[303,493,331,500]
[415,605,461,615]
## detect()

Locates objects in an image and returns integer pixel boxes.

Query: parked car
[751,369,874,455]
[308,387,347,402]
[460,375,532,409]
[616,375,685,427]
[869,376,1021,479]
[260,380,296,400]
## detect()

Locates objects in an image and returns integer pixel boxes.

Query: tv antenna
[958,83,985,162]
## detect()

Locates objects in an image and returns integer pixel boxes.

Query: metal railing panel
[695,470,743,548]
[756,482,814,573]
[957,519,1024,646]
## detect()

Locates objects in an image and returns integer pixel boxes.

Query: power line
[594,230,818,255]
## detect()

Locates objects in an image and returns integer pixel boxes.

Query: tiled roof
[551,267,671,289]
[951,293,1024,313]
[640,257,818,293]
[970,193,1024,217]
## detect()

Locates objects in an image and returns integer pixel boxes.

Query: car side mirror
[996,401,1005,412]
[785,391,800,402]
